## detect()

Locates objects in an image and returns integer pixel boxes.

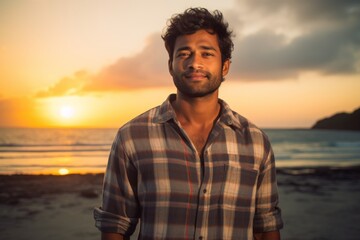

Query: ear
[168,59,174,76]
[222,59,230,77]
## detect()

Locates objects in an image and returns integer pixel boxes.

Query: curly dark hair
[162,7,234,65]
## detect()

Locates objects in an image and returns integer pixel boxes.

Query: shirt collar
[154,94,177,123]
[217,98,243,130]
[154,94,244,130]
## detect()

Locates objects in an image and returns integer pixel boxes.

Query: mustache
[183,69,211,78]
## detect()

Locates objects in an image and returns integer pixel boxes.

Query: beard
[172,69,223,98]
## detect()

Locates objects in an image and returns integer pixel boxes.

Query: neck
[172,91,220,125]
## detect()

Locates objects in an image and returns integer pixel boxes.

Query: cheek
[170,62,182,74]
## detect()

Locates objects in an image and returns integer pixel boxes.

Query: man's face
[169,29,230,98]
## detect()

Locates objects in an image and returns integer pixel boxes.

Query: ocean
[1,128,360,175]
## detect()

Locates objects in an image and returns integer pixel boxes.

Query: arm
[101,232,129,240]
[253,141,283,237]
[254,230,281,240]
[94,131,139,237]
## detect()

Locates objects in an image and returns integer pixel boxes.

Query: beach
[1,166,359,240]
[277,166,360,239]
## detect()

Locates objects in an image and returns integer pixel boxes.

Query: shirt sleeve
[94,130,139,236]
[253,144,284,233]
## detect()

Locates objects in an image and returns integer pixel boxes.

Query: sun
[58,168,70,175]
[59,106,75,119]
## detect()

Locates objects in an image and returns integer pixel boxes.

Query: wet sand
[0,166,359,240]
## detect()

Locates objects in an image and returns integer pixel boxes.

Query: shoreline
[1,165,359,240]
[1,165,359,203]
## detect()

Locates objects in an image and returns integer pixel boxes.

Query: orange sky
[1,0,359,128]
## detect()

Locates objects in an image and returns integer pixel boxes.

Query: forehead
[174,29,220,51]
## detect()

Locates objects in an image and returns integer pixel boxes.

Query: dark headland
[312,107,360,131]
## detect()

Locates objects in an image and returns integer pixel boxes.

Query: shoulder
[119,95,175,131]
[230,109,272,146]
[219,99,264,135]
[119,105,161,133]
[110,105,162,153]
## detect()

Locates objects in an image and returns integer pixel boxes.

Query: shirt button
[203,189,207,194]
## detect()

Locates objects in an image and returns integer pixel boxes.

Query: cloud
[230,20,360,80]
[84,33,170,91]
[36,33,170,97]
[235,0,359,26]
[227,0,360,80]
[36,70,90,97]
[36,1,360,98]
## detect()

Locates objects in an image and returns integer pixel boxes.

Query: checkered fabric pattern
[94,94,283,239]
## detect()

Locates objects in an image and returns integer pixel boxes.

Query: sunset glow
[0,1,359,128]
[58,168,70,175]
[60,106,75,119]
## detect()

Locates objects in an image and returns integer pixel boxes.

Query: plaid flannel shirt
[94,94,283,239]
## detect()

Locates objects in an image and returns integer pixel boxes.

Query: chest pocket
[219,161,259,210]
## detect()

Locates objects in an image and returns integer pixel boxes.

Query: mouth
[184,70,209,80]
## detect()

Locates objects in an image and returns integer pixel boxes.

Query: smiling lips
[184,70,209,80]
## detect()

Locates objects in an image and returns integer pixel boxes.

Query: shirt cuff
[93,207,138,236]
[253,207,284,233]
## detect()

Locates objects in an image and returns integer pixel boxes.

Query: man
[94,7,283,240]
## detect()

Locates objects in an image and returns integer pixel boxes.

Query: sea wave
[0,163,106,168]
[326,141,360,148]
[0,142,111,154]
[0,148,110,153]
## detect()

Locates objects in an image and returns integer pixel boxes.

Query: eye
[176,51,191,58]
[177,52,190,57]
[202,52,215,57]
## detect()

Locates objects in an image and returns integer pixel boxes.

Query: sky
[0,0,359,128]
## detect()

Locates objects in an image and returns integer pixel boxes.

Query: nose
[186,52,203,70]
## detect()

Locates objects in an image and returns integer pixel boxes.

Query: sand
[0,166,359,240]
[277,166,360,239]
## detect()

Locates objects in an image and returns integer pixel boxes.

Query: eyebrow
[175,45,218,53]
